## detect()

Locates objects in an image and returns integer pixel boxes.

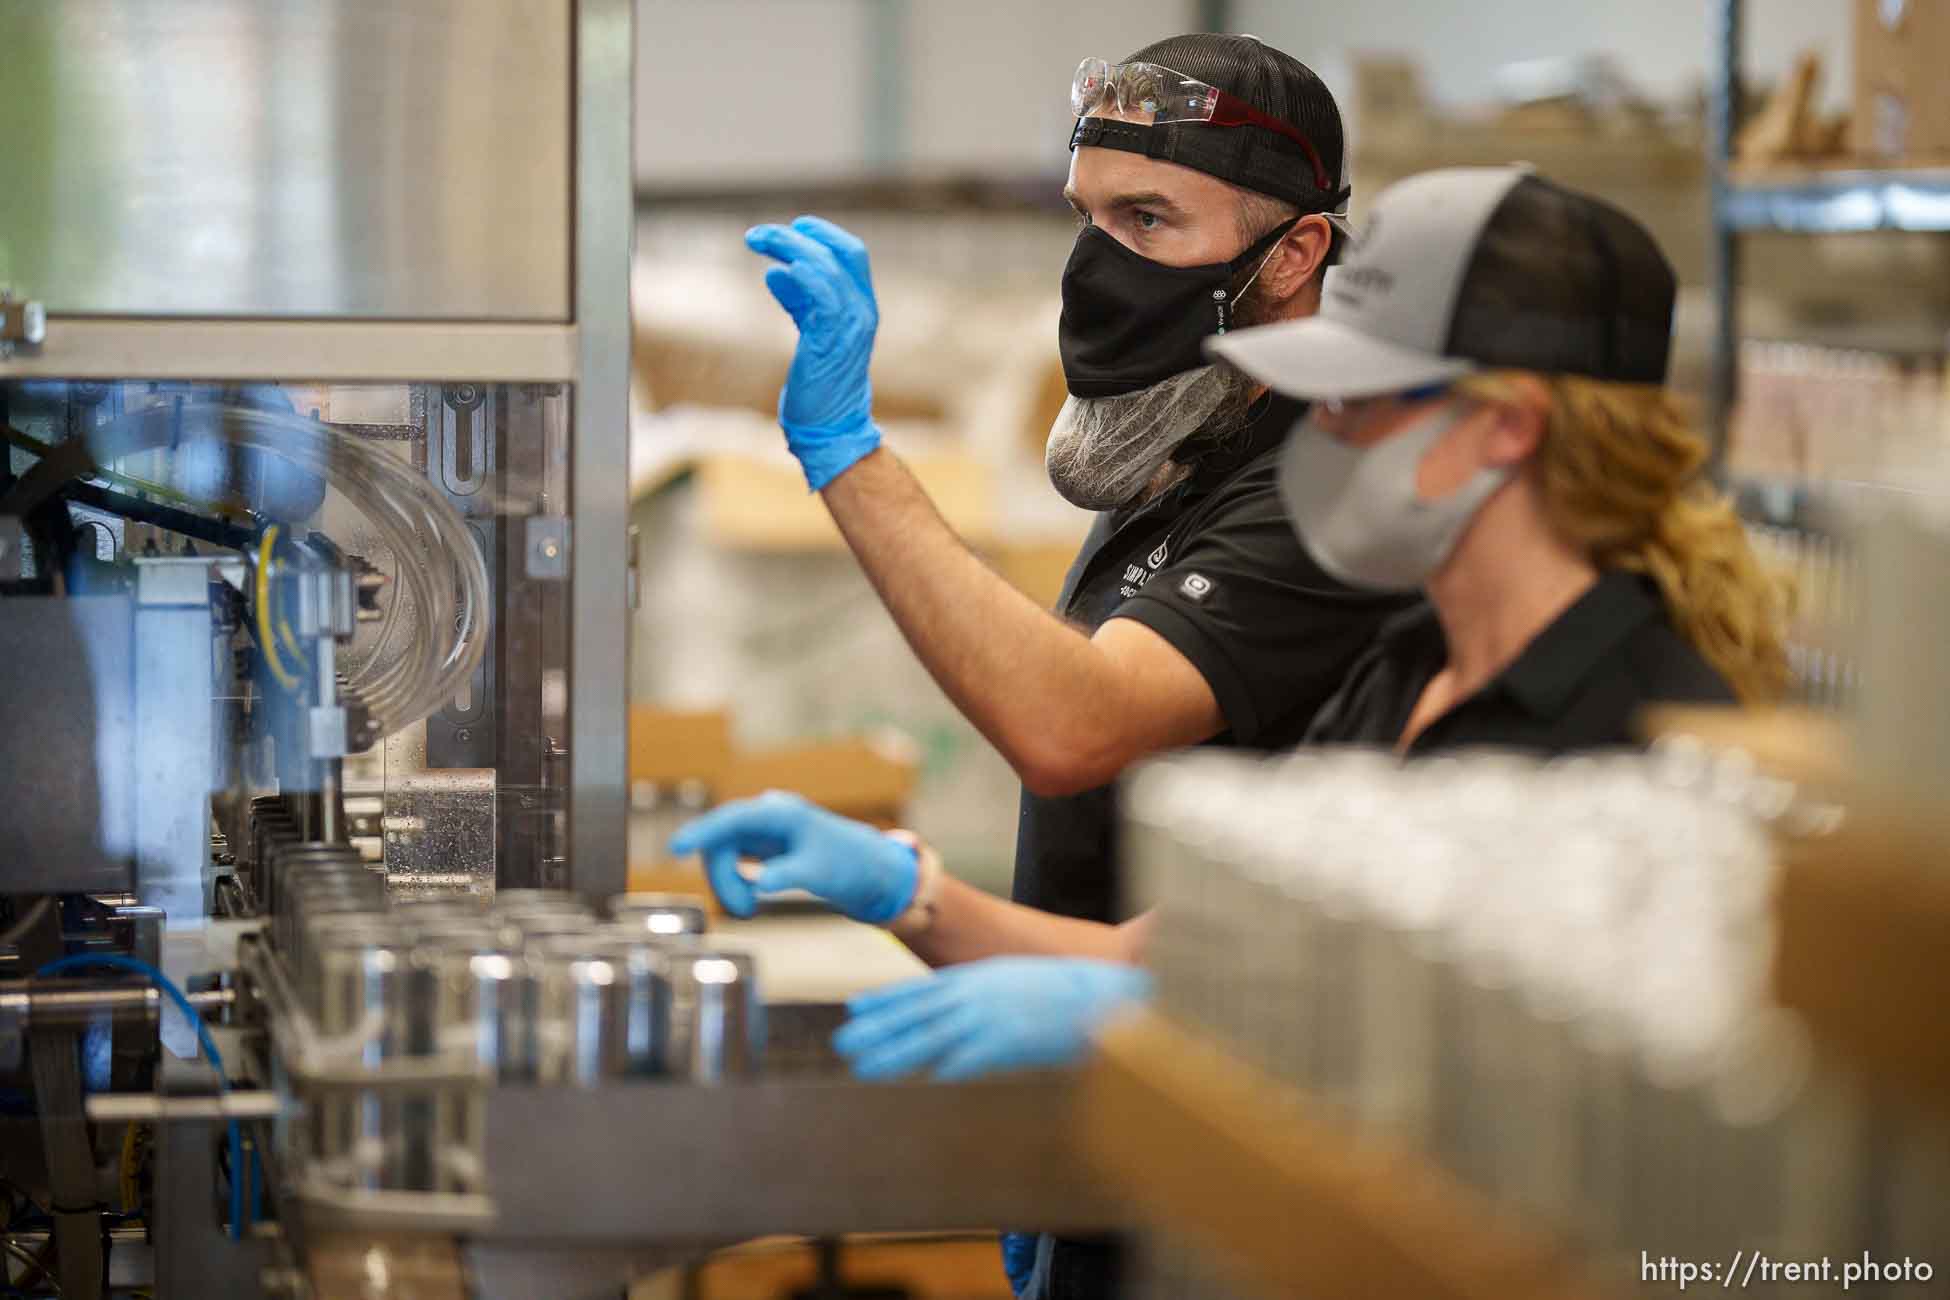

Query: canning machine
[0,6,1104,1298]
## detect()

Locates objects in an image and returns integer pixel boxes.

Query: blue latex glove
[833,957,1155,1082]
[744,214,882,491]
[667,791,918,924]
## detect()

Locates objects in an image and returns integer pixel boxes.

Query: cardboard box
[694,451,999,552]
[628,732,921,912]
[1853,0,1950,161]
[625,859,716,902]
[721,733,920,828]
[630,705,734,792]
[631,709,922,821]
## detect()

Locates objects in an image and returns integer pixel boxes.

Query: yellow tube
[255,525,301,692]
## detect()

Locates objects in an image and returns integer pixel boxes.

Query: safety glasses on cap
[1071,57,1332,193]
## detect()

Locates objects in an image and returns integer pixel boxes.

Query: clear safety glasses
[1070,57,1332,192]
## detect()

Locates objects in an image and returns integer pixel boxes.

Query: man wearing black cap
[739,45,1408,1292]
[741,32,1408,923]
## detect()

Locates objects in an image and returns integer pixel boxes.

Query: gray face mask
[1277,402,1510,592]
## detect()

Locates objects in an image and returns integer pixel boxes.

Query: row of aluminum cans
[260,838,763,1193]
[1121,748,1949,1299]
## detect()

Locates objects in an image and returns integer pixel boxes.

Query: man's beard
[1045,361,1257,512]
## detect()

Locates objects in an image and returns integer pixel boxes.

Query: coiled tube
[91,400,490,736]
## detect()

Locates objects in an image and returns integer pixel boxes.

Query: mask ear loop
[1218,218,1299,332]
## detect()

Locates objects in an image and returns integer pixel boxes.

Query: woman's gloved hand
[744,214,882,491]
[667,791,918,923]
[1000,1231,1040,1298]
[833,957,1155,1082]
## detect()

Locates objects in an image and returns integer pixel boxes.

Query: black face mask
[1057,218,1297,399]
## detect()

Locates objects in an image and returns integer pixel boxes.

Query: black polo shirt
[1011,394,1414,922]
[1303,569,1736,751]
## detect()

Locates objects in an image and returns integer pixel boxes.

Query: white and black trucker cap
[1206,165,1677,400]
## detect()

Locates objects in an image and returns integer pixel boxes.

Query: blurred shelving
[1707,0,1950,460]
[1723,164,1950,234]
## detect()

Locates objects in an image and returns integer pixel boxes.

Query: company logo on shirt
[1179,572,1214,603]
[1117,541,1174,599]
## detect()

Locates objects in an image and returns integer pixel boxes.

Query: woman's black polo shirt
[1011,394,1414,923]
[1303,569,1736,751]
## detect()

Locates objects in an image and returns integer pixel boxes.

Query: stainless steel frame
[479,1076,1122,1242]
[287,1073,1124,1247]
[0,0,573,321]
[131,558,234,925]
[0,320,579,383]
[568,0,635,904]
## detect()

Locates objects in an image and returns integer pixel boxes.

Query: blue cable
[31,955,228,1084]
[32,953,247,1240]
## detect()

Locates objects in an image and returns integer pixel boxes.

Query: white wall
[636,0,1856,186]
[637,0,1195,184]
[636,0,876,185]
[1231,0,1853,118]
[902,0,1199,176]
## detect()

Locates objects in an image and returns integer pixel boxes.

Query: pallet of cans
[249,844,761,1199]
[1121,746,1949,1299]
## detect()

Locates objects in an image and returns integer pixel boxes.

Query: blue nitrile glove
[833,957,1155,1082]
[1001,1231,1039,1298]
[744,214,882,491]
[667,791,918,923]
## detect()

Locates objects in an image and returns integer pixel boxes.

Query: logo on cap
[1348,211,1380,256]
[1337,266,1395,294]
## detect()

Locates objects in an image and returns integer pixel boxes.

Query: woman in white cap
[1211,163,1788,750]
[672,167,1788,1086]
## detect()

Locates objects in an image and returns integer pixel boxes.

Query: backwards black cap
[1069,33,1350,216]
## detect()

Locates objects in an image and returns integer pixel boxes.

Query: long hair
[1456,372,1793,704]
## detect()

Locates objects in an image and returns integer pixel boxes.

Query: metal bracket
[524,516,571,580]
[0,987,24,1071]
[308,705,349,759]
[626,524,641,610]
[0,515,21,579]
[134,553,233,606]
[382,767,497,898]
[294,566,357,639]
[346,695,382,755]
[0,288,47,359]
[354,566,389,623]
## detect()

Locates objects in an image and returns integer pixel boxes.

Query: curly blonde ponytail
[1456,373,1793,704]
